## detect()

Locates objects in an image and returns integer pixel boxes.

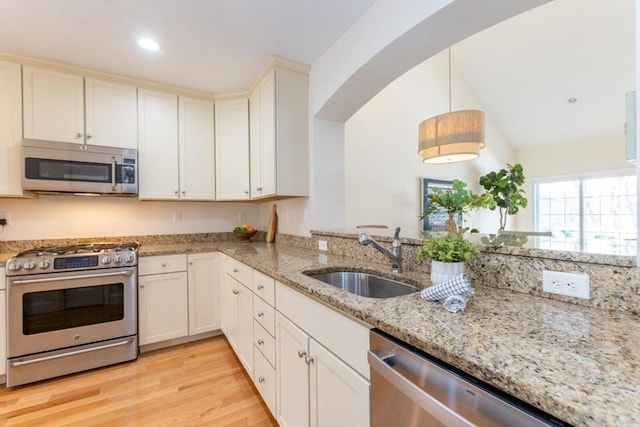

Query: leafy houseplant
[417,232,478,284]
[478,163,528,231]
[422,179,491,232]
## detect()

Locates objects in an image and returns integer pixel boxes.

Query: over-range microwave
[22,139,138,195]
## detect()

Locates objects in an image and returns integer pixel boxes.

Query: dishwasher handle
[368,349,476,427]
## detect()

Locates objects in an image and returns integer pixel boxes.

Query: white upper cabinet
[23,66,84,144]
[179,97,216,200]
[23,67,137,148]
[84,78,137,148]
[138,89,179,199]
[215,97,250,200]
[249,67,309,199]
[0,61,24,196]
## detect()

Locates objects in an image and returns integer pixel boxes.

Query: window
[535,173,637,255]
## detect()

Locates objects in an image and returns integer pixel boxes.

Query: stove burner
[15,241,140,258]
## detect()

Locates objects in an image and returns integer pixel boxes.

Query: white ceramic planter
[430,260,465,285]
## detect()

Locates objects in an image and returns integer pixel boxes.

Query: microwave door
[23,146,121,194]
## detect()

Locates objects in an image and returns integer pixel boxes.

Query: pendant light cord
[448,48,452,113]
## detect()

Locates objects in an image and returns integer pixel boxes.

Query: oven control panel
[6,251,137,276]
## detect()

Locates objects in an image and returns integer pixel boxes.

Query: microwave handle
[112,156,117,191]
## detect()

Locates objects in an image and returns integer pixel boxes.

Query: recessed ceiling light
[138,38,160,52]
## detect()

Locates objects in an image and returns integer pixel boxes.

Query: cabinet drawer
[253,320,275,367]
[252,269,275,306]
[253,295,275,336]
[225,257,252,286]
[253,347,276,417]
[139,254,187,275]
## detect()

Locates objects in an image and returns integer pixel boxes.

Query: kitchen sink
[305,271,420,298]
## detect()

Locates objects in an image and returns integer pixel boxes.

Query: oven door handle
[11,269,134,285]
[9,338,134,367]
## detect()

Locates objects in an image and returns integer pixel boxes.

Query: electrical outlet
[0,212,10,226]
[173,211,183,223]
[237,211,246,222]
[318,240,328,251]
[542,270,590,299]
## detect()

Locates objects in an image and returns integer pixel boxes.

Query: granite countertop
[2,242,639,425]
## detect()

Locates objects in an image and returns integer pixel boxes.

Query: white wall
[343,50,514,236]
[0,196,260,241]
[516,131,634,230]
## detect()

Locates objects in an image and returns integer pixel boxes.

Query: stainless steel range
[5,242,139,387]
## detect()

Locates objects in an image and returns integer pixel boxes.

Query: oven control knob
[7,261,21,271]
[124,254,135,263]
[24,261,36,270]
[113,255,123,264]
[102,256,112,265]
[39,260,50,269]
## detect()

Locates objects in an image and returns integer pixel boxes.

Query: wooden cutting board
[266,204,277,243]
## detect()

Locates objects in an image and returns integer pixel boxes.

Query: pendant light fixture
[418,48,485,164]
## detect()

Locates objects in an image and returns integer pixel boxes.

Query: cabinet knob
[139,284,144,288]
[258,377,265,384]
[257,339,264,345]
[244,190,249,194]
[161,262,167,267]
[257,284,264,290]
[257,311,264,317]
[182,190,186,195]
[297,349,306,358]
[256,187,263,191]
[233,289,240,295]
[86,134,92,139]
[305,355,315,365]
[75,132,83,139]
[233,268,239,273]
[174,190,179,196]
[189,261,193,265]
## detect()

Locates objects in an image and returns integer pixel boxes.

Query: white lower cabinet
[222,271,254,377]
[220,256,371,426]
[139,271,189,345]
[309,339,370,427]
[187,253,220,335]
[275,312,311,427]
[138,253,219,346]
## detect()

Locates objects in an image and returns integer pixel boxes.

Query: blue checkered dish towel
[421,274,473,313]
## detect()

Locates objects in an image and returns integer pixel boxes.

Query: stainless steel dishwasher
[368,329,570,427]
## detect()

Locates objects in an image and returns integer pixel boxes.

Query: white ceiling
[0,0,375,94]
[454,0,635,149]
[0,0,634,151]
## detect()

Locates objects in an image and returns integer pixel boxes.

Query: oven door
[7,267,137,358]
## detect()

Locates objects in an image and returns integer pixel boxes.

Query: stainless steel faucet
[358,227,403,274]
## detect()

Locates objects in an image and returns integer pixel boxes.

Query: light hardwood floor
[0,336,278,426]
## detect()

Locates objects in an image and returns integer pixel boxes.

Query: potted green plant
[421,179,491,232]
[478,163,528,231]
[417,232,478,284]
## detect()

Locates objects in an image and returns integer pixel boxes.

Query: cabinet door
[215,97,249,200]
[0,268,6,377]
[23,66,84,144]
[85,78,137,149]
[187,252,219,335]
[309,339,370,427]
[138,89,179,199]
[236,279,254,378]
[258,70,277,197]
[249,87,262,198]
[276,312,310,427]
[0,61,23,196]
[138,272,188,345]
[179,97,215,200]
